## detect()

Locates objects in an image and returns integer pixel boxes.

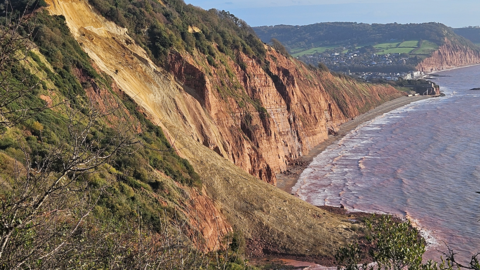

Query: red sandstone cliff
[169,47,404,184]
[42,0,404,258]
[44,0,403,186]
[417,39,480,72]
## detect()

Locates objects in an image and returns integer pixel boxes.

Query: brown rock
[417,38,480,72]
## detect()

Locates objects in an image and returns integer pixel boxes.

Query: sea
[292,64,480,264]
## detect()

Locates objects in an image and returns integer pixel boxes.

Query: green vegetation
[292,40,431,57]
[454,27,480,44]
[372,40,418,55]
[398,40,419,48]
[377,47,415,55]
[3,1,478,269]
[254,23,478,71]
[0,4,252,268]
[413,40,439,55]
[254,22,477,52]
[87,0,266,66]
[292,46,335,57]
[86,0,272,118]
[336,215,480,270]
[336,216,426,270]
[271,38,289,56]
[373,42,401,50]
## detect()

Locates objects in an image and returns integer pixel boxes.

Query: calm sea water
[293,65,480,262]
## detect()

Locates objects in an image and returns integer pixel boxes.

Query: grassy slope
[292,46,335,57]
[454,27,480,44]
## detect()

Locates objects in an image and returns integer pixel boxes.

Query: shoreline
[427,63,480,75]
[275,95,431,194]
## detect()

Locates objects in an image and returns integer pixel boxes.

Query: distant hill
[454,27,480,45]
[253,22,480,73]
[254,22,475,54]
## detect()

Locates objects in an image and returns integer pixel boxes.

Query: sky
[183,0,480,28]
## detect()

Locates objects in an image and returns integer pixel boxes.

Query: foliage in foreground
[336,215,480,270]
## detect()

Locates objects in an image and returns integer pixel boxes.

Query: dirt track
[276,95,431,193]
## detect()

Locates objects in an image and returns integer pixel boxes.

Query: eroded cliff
[417,39,480,72]
[43,0,403,260]
[167,43,403,185]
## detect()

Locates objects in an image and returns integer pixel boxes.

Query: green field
[291,39,438,57]
[377,47,416,55]
[290,47,308,54]
[399,40,419,47]
[412,41,438,55]
[373,40,419,55]
[292,46,336,57]
[373,42,400,50]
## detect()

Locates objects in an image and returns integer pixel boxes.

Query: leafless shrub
[0,97,138,269]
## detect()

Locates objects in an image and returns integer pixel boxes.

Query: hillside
[254,22,480,73]
[0,0,407,267]
[71,0,405,185]
[454,27,480,46]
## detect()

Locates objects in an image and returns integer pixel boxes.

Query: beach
[275,95,430,193]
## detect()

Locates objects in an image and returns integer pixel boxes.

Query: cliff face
[43,0,404,259]
[168,48,403,185]
[417,39,480,72]
[45,0,403,186]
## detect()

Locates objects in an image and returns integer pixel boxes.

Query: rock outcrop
[417,39,480,72]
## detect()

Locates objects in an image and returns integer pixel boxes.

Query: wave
[405,211,439,250]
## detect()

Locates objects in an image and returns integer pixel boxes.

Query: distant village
[347,70,425,81]
[297,49,425,81]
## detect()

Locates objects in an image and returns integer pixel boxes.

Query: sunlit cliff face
[417,38,480,72]
[45,0,402,185]
[42,0,407,259]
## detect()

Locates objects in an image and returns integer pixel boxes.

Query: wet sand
[276,95,431,194]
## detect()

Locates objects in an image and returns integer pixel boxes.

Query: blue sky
[184,0,480,28]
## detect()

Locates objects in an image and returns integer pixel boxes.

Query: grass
[374,42,400,50]
[412,40,439,55]
[398,40,419,48]
[290,47,308,54]
[374,40,421,55]
[292,46,336,57]
[377,47,416,55]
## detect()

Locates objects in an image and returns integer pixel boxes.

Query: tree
[335,215,480,270]
[0,100,137,269]
[336,215,425,270]
[271,38,289,56]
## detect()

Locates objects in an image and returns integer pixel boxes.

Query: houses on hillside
[297,50,419,74]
